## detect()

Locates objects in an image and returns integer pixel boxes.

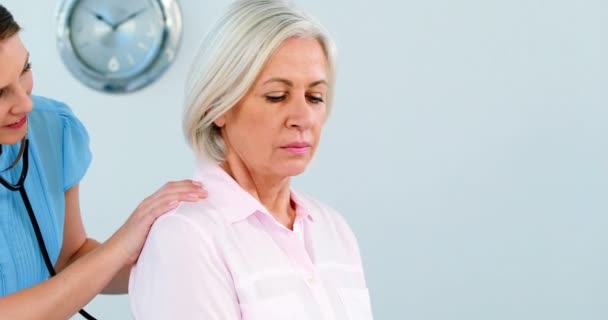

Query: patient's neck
[220,156,296,230]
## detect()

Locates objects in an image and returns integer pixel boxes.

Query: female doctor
[0,4,207,319]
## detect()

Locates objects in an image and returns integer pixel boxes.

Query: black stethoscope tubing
[0,140,97,320]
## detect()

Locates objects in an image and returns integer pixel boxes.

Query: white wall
[4,0,608,319]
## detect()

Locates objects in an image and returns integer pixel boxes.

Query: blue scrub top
[0,96,91,296]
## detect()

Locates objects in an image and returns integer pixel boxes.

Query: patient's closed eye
[266,94,287,103]
[307,95,324,104]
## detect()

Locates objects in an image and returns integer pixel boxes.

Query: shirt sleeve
[129,214,241,320]
[59,104,92,191]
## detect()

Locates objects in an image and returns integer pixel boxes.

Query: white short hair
[183,0,337,161]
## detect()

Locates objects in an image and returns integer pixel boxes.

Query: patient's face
[218,36,328,178]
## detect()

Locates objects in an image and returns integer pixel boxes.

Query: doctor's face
[0,34,33,145]
[217,36,329,179]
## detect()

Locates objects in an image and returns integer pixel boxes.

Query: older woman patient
[129,0,373,319]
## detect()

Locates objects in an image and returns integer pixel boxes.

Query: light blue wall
[4,0,607,319]
[299,1,608,319]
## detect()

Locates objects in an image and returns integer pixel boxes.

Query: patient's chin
[274,160,310,178]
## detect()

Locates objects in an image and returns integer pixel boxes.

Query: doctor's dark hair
[183,0,337,161]
[0,4,21,40]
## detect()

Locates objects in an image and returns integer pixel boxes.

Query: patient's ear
[214,115,226,127]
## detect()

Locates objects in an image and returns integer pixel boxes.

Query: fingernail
[168,200,178,207]
[192,181,202,186]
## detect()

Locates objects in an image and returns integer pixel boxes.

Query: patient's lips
[280,142,311,155]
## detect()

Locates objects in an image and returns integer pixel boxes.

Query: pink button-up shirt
[129,161,373,320]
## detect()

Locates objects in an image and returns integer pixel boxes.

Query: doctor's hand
[105,180,208,266]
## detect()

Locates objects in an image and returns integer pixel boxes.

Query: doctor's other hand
[106,180,208,266]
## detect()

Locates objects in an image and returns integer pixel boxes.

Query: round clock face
[57,0,182,93]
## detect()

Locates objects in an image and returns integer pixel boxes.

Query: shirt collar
[291,191,315,223]
[194,160,315,224]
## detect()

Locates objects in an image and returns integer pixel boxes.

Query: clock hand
[84,7,114,28]
[111,8,148,30]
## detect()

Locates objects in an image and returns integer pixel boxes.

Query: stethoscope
[0,140,97,320]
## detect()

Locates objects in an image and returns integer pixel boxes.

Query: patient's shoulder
[150,199,230,241]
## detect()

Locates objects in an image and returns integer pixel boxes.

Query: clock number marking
[78,41,91,49]
[74,25,84,34]
[165,48,174,60]
[146,25,157,38]
[108,56,120,72]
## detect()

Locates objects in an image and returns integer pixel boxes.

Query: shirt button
[307,276,315,284]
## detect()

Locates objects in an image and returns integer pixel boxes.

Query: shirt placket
[264,216,336,320]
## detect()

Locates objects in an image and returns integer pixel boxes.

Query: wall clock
[56,0,182,93]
